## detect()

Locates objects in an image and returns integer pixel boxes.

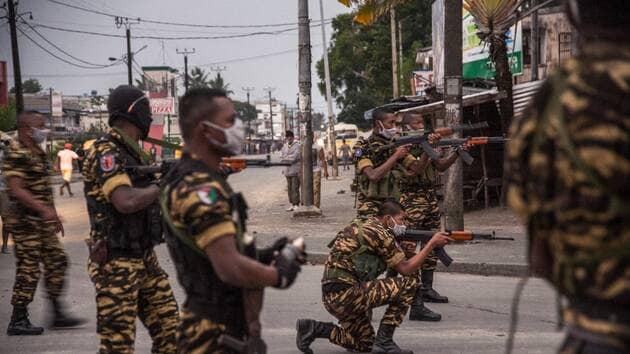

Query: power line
[30,21,327,40]
[46,0,332,29]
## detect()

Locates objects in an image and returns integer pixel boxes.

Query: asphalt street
[0,162,561,353]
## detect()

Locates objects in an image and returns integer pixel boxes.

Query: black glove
[257,237,288,265]
[273,244,303,289]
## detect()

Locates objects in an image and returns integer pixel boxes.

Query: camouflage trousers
[177,308,241,354]
[11,220,68,307]
[88,250,179,354]
[400,190,441,271]
[322,276,418,352]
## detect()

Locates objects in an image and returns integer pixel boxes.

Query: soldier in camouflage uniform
[82,86,179,353]
[297,201,451,354]
[4,111,85,336]
[506,1,629,353]
[398,112,471,322]
[353,108,427,218]
[162,88,303,353]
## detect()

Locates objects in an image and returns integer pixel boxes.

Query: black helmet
[566,0,630,32]
[107,85,153,138]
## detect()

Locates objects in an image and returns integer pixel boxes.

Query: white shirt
[57,149,79,171]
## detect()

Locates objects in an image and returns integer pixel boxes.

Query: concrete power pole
[443,0,464,230]
[115,17,139,86]
[295,0,320,216]
[7,0,23,113]
[390,7,399,98]
[177,48,195,93]
[263,87,276,152]
[318,0,339,178]
[242,87,255,153]
[530,0,539,81]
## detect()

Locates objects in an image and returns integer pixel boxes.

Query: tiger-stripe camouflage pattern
[2,140,69,307]
[88,250,179,354]
[507,42,630,351]
[399,189,440,271]
[322,275,417,352]
[177,309,238,354]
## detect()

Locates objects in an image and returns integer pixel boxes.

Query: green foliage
[316,1,431,129]
[188,67,210,89]
[208,73,234,95]
[9,78,43,94]
[233,100,257,136]
[0,101,17,132]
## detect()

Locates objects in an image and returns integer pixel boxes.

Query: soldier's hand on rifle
[428,133,441,145]
[461,140,474,151]
[393,145,411,160]
[257,237,289,265]
[428,232,453,248]
[273,242,305,289]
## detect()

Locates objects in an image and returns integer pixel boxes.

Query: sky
[0,0,351,114]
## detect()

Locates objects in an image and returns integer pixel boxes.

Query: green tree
[208,72,234,95]
[317,1,431,129]
[188,67,210,89]
[9,78,44,94]
[233,100,257,136]
[0,101,17,132]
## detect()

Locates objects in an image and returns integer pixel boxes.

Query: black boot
[408,287,441,321]
[50,299,86,329]
[296,319,334,354]
[7,306,44,335]
[371,324,413,354]
[421,270,448,303]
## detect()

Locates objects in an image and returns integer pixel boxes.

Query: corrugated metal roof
[513,80,544,118]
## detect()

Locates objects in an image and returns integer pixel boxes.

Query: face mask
[204,118,245,156]
[31,128,50,144]
[388,216,407,237]
[378,120,398,139]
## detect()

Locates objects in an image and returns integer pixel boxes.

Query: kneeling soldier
[297,201,451,353]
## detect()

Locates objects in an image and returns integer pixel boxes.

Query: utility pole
[115,17,139,86]
[242,87,255,154]
[263,87,275,153]
[177,48,195,93]
[318,0,339,178]
[390,7,399,98]
[295,0,319,216]
[443,0,464,230]
[530,0,539,81]
[7,0,23,113]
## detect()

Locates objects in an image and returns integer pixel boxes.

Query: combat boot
[371,324,413,354]
[421,270,448,303]
[50,298,86,329]
[6,306,44,335]
[296,318,334,354]
[408,288,441,322]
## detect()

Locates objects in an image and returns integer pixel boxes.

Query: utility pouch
[86,238,108,266]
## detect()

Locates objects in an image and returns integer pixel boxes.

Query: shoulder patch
[197,186,219,205]
[355,148,363,157]
[99,153,115,172]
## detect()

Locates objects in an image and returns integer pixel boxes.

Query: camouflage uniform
[83,129,179,354]
[506,43,630,353]
[2,141,68,308]
[354,133,416,218]
[163,153,249,354]
[321,217,418,352]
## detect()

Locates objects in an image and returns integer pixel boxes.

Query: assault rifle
[398,230,514,266]
[221,157,291,173]
[124,159,178,176]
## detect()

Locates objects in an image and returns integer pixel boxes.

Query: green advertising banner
[462,10,523,80]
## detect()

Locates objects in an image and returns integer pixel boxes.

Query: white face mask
[378,120,398,139]
[388,216,407,237]
[203,118,245,156]
[31,128,50,144]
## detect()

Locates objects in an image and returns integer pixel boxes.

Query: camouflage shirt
[166,154,237,251]
[323,217,405,285]
[506,43,630,340]
[2,140,53,219]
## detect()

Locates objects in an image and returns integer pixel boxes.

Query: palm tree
[208,72,234,95]
[339,0,520,132]
[189,67,210,89]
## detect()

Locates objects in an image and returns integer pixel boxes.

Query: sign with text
[51,92,63,117]
[150,97,175,115]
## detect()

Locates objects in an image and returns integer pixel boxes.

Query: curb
[306,252,528,278]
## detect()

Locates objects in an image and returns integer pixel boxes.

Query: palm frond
[338,0,410,25]
[463,0,519,35]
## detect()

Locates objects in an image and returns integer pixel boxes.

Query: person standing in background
[55,143,79,197]
[338,139,351,171]
[280,130,301,212]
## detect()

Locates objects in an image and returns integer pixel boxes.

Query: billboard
[51,92,63,117]
[150,97,175,115]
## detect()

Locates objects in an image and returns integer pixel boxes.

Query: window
[558,32,573,64]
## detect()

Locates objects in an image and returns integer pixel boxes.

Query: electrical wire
[46,0,331,29]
